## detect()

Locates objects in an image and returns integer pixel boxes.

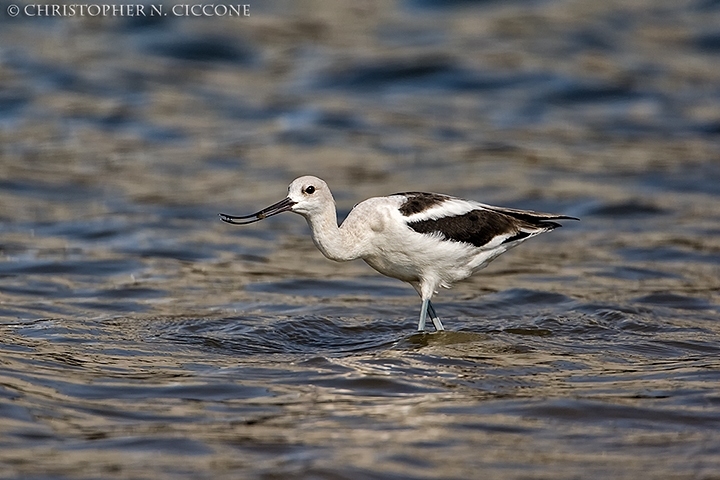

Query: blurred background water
[1,0,720,478]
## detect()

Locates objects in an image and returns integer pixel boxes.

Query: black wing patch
[396,192,451,216]
[408,209,561,248]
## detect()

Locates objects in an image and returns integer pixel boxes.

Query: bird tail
[483,204,579,228]
[482,204,578,246]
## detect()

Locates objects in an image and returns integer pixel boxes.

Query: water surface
[1,0,720,478]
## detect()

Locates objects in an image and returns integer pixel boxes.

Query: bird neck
[303,205,361,262]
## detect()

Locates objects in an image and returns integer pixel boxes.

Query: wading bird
[220,176,577,332]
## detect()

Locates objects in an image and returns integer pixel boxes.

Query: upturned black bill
[219,197,296,225]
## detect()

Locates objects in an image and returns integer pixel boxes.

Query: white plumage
[221,175,577,332]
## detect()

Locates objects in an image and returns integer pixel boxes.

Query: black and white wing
[394,192,577,249]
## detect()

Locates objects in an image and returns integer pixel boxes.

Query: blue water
[1,0,720,478]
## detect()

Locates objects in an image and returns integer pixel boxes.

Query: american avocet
[220,176,577,332]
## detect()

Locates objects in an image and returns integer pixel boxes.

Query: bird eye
[305,185,315,194]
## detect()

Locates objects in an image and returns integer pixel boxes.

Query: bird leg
[417,298,429,332]
[417,299,444,332]
[428,301,445,331]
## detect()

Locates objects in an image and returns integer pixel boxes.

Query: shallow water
[1,0,720,478]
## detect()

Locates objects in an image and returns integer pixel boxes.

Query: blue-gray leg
[428,301,444,331]
[417,298,429,332]
[418,299,444,332]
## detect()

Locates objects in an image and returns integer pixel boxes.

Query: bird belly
[362,231,492,287]
[362,253,421,283]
